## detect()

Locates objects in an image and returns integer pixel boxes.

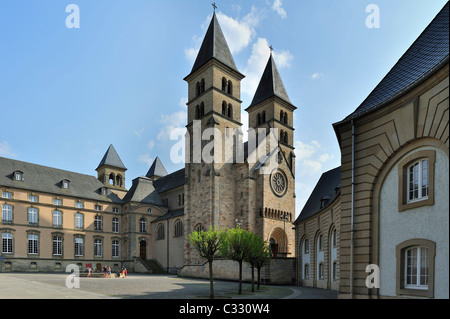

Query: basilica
[0,11,296,277]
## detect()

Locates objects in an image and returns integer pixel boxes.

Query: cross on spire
[269,45,274,54]
[212,2,217,13]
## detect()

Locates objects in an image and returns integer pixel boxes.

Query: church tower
[183,12,245,263]
[96,144,127,197]
[246,53,297,173]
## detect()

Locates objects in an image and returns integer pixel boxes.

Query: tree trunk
[251,265,255,292]
[238,261,242,295]
[209,261,214,299]
[257,267,261,290]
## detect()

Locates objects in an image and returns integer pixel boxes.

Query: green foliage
[189,226,223,262]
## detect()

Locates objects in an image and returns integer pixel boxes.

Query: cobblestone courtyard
[0,273,338,299]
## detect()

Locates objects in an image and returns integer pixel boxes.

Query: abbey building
[0,12,296,275]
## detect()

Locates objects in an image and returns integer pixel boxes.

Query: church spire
[247,54,294,110]
[186,12,242,79]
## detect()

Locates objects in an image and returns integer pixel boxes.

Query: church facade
[1,12,296,275]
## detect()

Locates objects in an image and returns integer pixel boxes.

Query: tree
[189,226,223,299]
[254,240,271,290]
[244,232,270,292]
[220,226,252,295]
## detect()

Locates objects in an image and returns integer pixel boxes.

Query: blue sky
[0,0,447,217]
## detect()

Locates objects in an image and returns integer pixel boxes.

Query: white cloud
[185,7,263,63]
[294,140,334,176]
[157,110,187,141]
[311,72,323,80]
[242,37,293,99]
[137,154,153,167]
[0,141,17,158]
[272,0,287,19]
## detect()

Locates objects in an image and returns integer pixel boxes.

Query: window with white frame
[139,218,147,233]
[112,240,120,258]
[53,210,62,228]
[28,234,38,254]
[52,235,62,256]
[28,207,38,225]
[304,238,309,254]
[29,195,38,202]
[2,204,13,223]
[2,191,12,199]
[405,246,429,290]
[407,159,429,203]
[112,217,119,233]
[94,215,103,231]
[53,198,62,206]
[94,239,103,257]
[2,232,13,253]
[75,212,84,229]
[74,237,84,257]
[75,201,84,209]
[304,264,310,279]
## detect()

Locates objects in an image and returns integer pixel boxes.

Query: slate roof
[146,157,168,179]
[294,167,341,224]
[122,176,165,206]
[247,54,295,110]
[338,2,449,123]
[0,156,122,203]
[153,168,185,194]
[96,144,127,170]
[152,208,184,223]
[186,13,243,79]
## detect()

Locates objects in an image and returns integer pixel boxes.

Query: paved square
[0,273,337,299]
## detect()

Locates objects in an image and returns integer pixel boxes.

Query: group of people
[86,265,127,278]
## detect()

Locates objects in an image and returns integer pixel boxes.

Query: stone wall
[178,257,295,285]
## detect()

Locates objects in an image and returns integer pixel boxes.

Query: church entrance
[270,238,279,258]
[139,240,146,260]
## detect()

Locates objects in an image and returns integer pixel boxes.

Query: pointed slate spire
[187,13,242,78]
[247,53,294,109]
[146,157,168,179]
[96,144,127,170]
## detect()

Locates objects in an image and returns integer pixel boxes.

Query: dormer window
[61,179,70,189]
[13,171,24,181]
[100,187,108,196]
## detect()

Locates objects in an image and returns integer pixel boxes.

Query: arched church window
[109,173,115,186]
[140,218,147,233]
[261,111,266,123]
[200,102,205,117]
[196,82,201,97]
[157,223,165,240]
[257,113,261,125]
[227,80,233,95]
[227,104,232,118]
[201,78,205,93]
[222,77,227,91]
[222,101,227,116]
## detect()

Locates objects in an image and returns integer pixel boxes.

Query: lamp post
[281,213,289,256]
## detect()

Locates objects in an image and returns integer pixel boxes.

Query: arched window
[284,112,288,124]
[280,130,285,143]
[280,110,284,122]
[195,105,200,119]
[227,104,232,118]
[139,218,147,233]
[194,223,205,233]
[196,82,201,96]
[284,132,288,144]
[222,101,227,116]
[261,111,266,123]
[174,219,183,238]
[157,223,165,240]
[227,80,233,95]
[257,113,261,125]
[304,239,309,254]
[304,264,310,279]
[222,77,227,91]
[200,78,205,93]
[116,174,123,187]
[200,102,205,117]
[109,173,115,185]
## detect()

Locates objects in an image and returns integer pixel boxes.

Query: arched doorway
[269,238,279,258]
[269,227,288,257]
[139,240,146,260]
